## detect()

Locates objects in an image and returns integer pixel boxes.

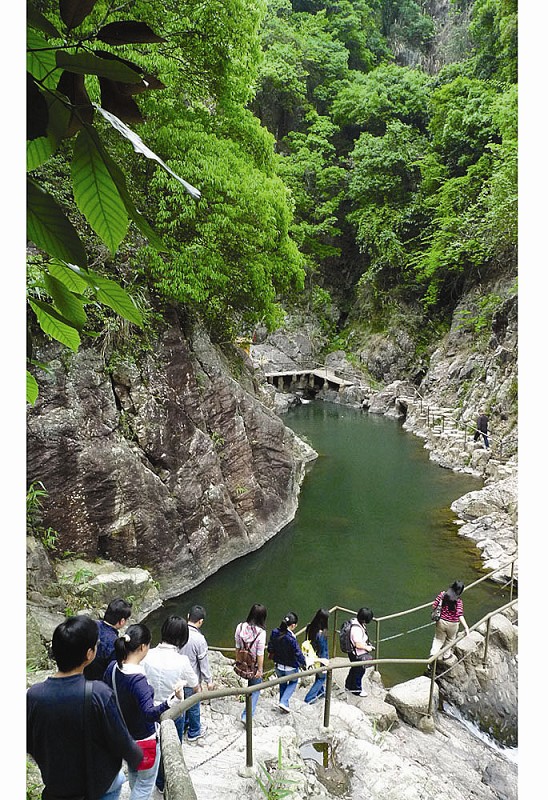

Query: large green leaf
[26,371,39,405]
[47,260,90,294]
[87,271,143,326]
[72,128,128,253]
[60,0,99,30]
[29,299,81,351]
[27,136,55,171]
[83,124,167,250]
[27,3,62,38]
[56,51,142,83]
[97,21,165,45]
[27,29,60,89]
[27,179,88,267]
[43,273,88,329]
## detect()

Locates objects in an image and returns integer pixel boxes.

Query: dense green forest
[27,0,517,400]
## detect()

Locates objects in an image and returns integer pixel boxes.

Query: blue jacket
[104,662,170,740]
[267,628,306,669]
[84,620,118,681]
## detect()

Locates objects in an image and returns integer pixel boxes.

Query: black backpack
[339,620,359,654]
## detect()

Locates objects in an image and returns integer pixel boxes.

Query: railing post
[323,668,333,729]
[332,609,338,657]
[375,619,381,664]
[510,560,515,602]
[245,694,253,768]
[427,658,437,717]
[482,616,492,668]
[426,407,430,426]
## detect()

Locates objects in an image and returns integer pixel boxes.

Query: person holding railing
[143,615,199,793]
[267,611,306,712]
[429,581,470,661]
[104,624,185,800]
[344,607,375,697]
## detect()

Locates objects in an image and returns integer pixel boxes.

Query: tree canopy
[27,0,517,398]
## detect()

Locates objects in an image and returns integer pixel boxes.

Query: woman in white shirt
[234,603,267,722]
[143,616,199,792]
[344,606,375,697]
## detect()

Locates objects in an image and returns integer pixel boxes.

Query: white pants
[430,619,459,657]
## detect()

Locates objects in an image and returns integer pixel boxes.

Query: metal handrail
[397,389,513,459]
[162,597,517,772]
[209,557,517,659]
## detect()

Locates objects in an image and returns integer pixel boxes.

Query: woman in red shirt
[429,580,470,660]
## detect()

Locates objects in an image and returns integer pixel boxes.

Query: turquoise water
[145,402,510,686]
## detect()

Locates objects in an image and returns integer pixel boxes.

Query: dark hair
[114,623,151,666]
[279,611,298,633]
[52,615,98,673]
[443,581,465,611]
[357,607,374,625]
[246,603,267,628]
[161,615,189,649]
[305,608,329,652]
[188,605,206,623]
[104,598,132,626]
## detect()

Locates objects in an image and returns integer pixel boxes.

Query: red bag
[136,737,157,771]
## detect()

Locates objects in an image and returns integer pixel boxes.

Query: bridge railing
[161,559,517,782]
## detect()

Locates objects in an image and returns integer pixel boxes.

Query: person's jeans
[184,686,201,737]
[156,715,185,791]
[99,769,125,800]
[345,653,372,693]
[127,739,161,800]
[241,677,262,720]
[304,673,326,703]
[276,666,299,708]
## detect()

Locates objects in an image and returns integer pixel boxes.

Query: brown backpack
[234,629,260,679]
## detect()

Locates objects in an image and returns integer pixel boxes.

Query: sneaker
[359,689,368,697]
[278,702,291,713]
[187,725,207,741]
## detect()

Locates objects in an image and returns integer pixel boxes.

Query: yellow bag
[301,639,321,669]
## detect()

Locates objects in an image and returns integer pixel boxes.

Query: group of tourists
[27,581,470,800]
[27,599,213,800]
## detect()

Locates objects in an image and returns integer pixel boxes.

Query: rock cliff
[27,314,316,600]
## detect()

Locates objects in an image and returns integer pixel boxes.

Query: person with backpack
[267,611,306,712]
[343,607,375,697]
[303,608,330,705]
[27,615,143,800]
[234,603,268,723]
[104,624,185,800]
[429,581,470,660]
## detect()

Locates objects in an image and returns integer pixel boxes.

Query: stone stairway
[396,395,516,482]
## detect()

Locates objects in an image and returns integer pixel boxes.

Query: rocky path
[118,646,517,800]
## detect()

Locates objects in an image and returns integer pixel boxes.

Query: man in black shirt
[27,615,142,799]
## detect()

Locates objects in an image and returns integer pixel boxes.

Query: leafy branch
[26,0,201,403]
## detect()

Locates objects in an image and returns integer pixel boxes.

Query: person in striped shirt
[429,581,470,659]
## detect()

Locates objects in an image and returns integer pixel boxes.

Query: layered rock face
[27,317,316,598]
